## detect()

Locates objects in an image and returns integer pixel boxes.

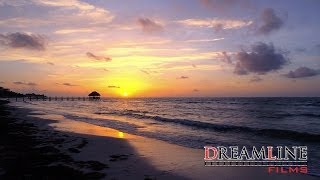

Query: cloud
[32,0,114,24]
[284,67,320,78]
[0,81,5,84]
[185,38,224,43]
[295,48,306,53]
[0,17,50,28]
[220,51,233,64]
[193,89,200,92]
[54,28,94,34]
[249,76,263,83]
[199,0,253,11]
[118,40,171,47]
[0,0,114,28]
[315,44,320,52]
[177,76,189,79]
[234,63,248,75]
[27,82,37,86]
[86,52,111,62]
[140,69,150,75]
[0,32,46,50]
[108,85,120,88]
[0,0,29,6]
[47,62,55,66]
[178,18,252,30]
[13,81,37,86]
[257,8,285,35]
[234,42,289,75]
[137,18,164,33]
[140,69,158,75]
[13,81,24,85]
[62,83,78,86]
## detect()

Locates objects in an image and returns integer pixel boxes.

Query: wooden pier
[10,96,100,102]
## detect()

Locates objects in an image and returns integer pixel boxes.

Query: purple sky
[0,0,319,97]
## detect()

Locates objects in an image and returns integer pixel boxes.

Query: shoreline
[1,100,319,179]
[0,100,184,180]
[0,100,107,179]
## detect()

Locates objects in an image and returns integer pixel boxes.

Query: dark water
[18,97,320,176]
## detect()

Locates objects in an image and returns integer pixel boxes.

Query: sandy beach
[0,100,184,179]
[0,100,318,180]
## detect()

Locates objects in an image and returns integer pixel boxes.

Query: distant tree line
[0,86,46,98]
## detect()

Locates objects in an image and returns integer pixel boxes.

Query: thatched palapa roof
[88,91,100,97]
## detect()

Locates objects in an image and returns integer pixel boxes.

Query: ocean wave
[149,116,320,142]
[299,113,320,118]
[94,111,320,142]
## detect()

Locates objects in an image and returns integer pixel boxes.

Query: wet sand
[0,100,108,179]
[1,100,318,180]
[0,100,184,179]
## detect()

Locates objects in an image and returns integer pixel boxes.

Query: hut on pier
[88,91,101,100]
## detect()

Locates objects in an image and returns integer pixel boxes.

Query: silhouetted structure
[0,87,25,98]
[26,93,46,99]
[88,91,101,100]
[0,86,102,102]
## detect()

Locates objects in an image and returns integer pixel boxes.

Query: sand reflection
[30,114,132,139]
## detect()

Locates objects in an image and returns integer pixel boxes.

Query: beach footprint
[109,154,131,162]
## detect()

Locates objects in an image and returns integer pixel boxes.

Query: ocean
[13,97,320,176]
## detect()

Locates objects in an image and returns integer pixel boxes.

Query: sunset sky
[0,0,319,97]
